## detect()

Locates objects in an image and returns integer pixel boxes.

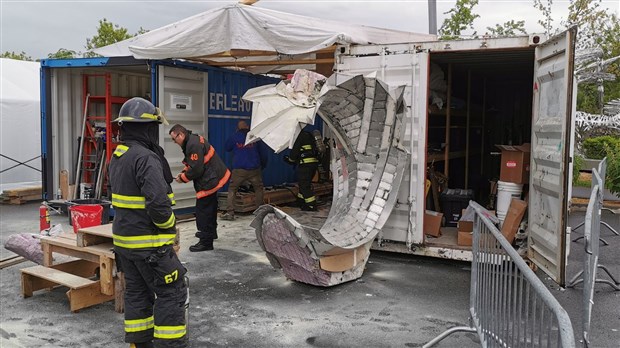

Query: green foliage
[438,0,480,40]
[1,51,34,61]
[84,18,134,57]
[486,20,527,37]
[606,142,620,195]
[48,48,77,59]
[582,136,620,159]
[573,154,584,184]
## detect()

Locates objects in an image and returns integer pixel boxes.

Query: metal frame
[424,201,575,348]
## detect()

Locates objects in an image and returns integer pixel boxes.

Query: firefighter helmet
[114,97,168,125]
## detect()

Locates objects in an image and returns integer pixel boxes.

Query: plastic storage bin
[440,189,474,227]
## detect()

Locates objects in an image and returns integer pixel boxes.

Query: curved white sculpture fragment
[248,72,408,286]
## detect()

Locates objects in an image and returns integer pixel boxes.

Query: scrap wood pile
[0,186,42,205]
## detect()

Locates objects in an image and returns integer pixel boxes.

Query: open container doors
[528,28,577,286]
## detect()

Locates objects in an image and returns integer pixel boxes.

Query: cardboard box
[458,220,473,233]
[424,210,443,237]
[500,199,528,243]
[496,144,531,184]
[458,231,472,246]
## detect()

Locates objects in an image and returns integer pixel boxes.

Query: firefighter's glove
[146,245,187,286]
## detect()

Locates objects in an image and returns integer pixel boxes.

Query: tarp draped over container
[0,58,41,189]
[93,4,434,61]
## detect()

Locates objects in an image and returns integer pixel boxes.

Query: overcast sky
[1,0,619,59]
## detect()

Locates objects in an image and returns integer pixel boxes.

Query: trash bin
[70,204,103,233]
[440,189,474,227]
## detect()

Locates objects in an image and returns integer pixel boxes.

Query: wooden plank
[99,255,114,296]
[115,272,125,313]
[21,272,56,297]
[76,223,112,247]
[60,169,69,200]
[50,259,99,278]
[0,255,26,269]
[21,265,97,289]
[67,281,115,312]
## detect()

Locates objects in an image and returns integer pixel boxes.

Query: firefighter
[284,125,319,211]
[109,97,187,348]
[169,124,230,252]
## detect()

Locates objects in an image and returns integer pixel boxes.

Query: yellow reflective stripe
[125,316,154,333]
[297,193,304,198]
[304,196,316,203]
[154,213,175,229]
[301,145,313,150]
[300,158,318,164]
[154,325,186,339]
[113,234,176,249]
[113,145,129,158]
[140,113,159,121]
[112,193,146,209]
[168,193,176,205]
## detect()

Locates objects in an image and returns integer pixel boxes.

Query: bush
[605,142,620,196]
[572,155,591,187]
[582,136,620,159]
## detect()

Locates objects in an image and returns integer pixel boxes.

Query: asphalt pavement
[0,202,618,347]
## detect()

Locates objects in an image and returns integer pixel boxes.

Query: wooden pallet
[219,182,333,213]
[0,186,42,205]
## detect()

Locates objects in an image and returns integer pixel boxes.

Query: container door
[157,65,208,210]
[528,28,577,286]
[334,47,429,247]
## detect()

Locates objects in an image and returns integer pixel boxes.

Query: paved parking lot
[0,202,618,347]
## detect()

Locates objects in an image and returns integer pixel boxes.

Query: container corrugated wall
[206,69,296,188]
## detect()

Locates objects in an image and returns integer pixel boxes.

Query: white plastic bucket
[496,181,523,226]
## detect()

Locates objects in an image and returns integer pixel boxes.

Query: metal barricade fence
[424,201,575,348]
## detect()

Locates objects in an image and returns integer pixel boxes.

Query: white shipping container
[331,29,577,285]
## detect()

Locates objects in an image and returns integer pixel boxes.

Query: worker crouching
[109,97,187,348]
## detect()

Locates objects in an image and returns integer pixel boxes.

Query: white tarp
[94,4,435,59]
[0,58,41,189]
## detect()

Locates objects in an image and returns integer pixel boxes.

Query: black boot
[189,240,214,252]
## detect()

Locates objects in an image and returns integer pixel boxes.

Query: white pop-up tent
[0,58,41,190]
[94,3,435,74]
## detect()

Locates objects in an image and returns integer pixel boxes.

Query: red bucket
[70,204,103,233]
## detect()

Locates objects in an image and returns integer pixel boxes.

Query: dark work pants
[297,163,318,209]
[195,194,218,242]
[115,247,187,348]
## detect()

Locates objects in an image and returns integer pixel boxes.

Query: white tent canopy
[0,58,41,190]
[94,4,434,73]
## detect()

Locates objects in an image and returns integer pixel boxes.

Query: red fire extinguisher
[39,204,50,231]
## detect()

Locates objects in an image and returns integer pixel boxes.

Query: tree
[438,0,480,40]
[486,20,527,37]
[48,48,77,59]
[1,51,34,61]
[84,18,134,57]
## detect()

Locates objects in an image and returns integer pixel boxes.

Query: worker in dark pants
[285,125,319,211]
[109,97,187,348]
[169,124,230,252]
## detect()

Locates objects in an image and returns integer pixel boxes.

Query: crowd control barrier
[424,201,575,348]
[567,159,620,347]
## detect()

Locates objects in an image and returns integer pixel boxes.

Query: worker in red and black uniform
[285,125,319,211]
[109,97,187,348]
[169,124,230,252]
